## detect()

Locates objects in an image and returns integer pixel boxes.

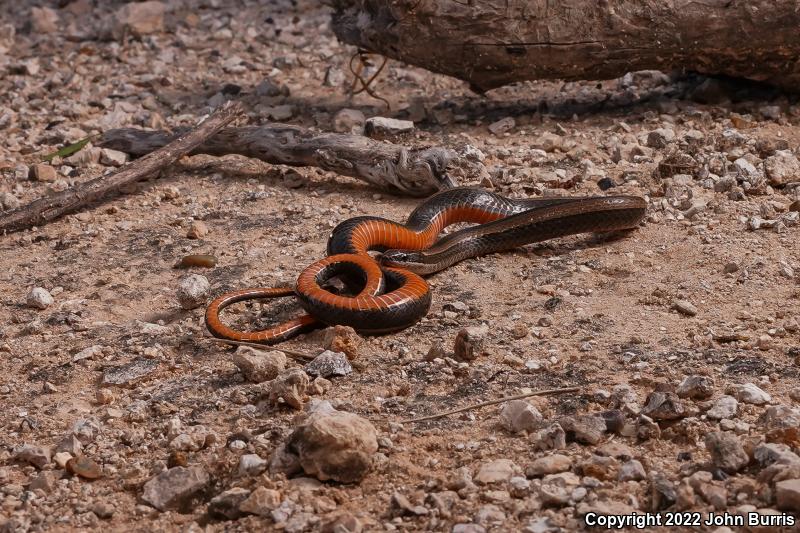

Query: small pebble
[176,254,216,268]
[707,395,738,420]
[177,274,210,310]
[32,163,57,181]
[304,350,352,378]
[673,299,698,316]
[186,220,208,239]
[67,456,103,479]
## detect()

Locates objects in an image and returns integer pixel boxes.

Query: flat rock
[474,459,516,484]
[29,471,58,493]
[673,299,698,316]
[100,148,128,166]
[526,454,572,477]
[141,466,209,511]
[488,117,515,135]
[66,456,103,479]
[113,1,166,38]
[641,391,686,420]
[364,117,414,137]
[102,358,159,385]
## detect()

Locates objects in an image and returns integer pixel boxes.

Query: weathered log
[100,125,459,196]
[330,0,800,93]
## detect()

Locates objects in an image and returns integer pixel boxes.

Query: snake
[205,187,647,344]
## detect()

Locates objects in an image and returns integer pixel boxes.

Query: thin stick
[0,100,243,234]
[401,386,581,423]
[206,337,316,361]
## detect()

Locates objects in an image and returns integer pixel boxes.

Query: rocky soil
[2,1,800,532]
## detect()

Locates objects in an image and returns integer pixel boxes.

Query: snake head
[381,250,416,265]
[381,250,432,274]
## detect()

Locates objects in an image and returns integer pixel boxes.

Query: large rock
[641,391,686,420]
[233,347,286,383]
[705,432,749,474]
[765,150,800,186]
[727,383,771,405]
[113,1,166,38]
[676,375,715,400]
[208,487,250,520]
[776,479,800,511]
[141,466,209,511]
[559,415,606,445]
[707,395,738,420]
[499,400,543,433]
[31,7,59,34]
[287,411,378,483]
[13,444,51,469]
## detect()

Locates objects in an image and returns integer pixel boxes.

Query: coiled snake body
[205,187,646,344]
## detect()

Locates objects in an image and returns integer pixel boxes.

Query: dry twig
[0,100,243,234]
[206,337,316,361]
[401,386,581,423]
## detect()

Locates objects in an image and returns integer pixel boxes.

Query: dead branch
[99,124,458,196]
[0,101,243,234]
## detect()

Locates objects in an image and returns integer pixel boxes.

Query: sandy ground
[1,1,800,532]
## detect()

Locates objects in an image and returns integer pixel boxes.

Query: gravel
[1,0,799,529]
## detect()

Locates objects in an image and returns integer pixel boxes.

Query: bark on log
[330,0,800,92]
[100,125,458,196]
